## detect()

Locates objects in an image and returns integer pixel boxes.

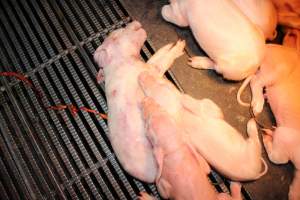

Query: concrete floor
[120,0,294,199]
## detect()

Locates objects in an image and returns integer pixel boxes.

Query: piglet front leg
[147,40,185,76]
[261,128,289,165]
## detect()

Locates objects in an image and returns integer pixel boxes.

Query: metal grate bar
[0,101,46,199]
[47,55,117,199]
[23,0,70,53]
[0,132,26,200]
[6,0,48,64]
[0,179,10,200]
[11,0,58,59]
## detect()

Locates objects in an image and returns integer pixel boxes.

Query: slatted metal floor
[0,0,252,199]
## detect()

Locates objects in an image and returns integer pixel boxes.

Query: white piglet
[93,21,186,182]
[139,97,242,200]
[161,0,266,80]
[138,71,268,181]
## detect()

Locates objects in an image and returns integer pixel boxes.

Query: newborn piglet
[139,71,268,181]
[161,0,265,80]
[93,21,185,182]
[139,97,242,200]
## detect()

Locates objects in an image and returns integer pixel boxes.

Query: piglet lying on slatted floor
[238,44,300,200]
[93,21,186,182]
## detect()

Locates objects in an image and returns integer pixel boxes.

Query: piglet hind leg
[147,40,186,77]
[188,56,215,70]
[217,182,242,200]
[262,127,300,200]
[180,94,224,119]
[262,128,289,165]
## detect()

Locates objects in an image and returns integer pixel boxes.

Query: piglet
[139,71,267,181]
[139,97,242,200]
[93,21,186,182]
[161,0,265,80]
[237,44,300,200]
[233,0,277,40]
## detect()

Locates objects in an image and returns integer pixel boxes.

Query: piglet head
[94,21,147,67]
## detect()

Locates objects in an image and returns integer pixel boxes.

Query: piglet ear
[93,48,111,67]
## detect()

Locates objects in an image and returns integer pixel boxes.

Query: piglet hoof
[188,56,214,69]
[138,192,156,200]
[167,39,186,60]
